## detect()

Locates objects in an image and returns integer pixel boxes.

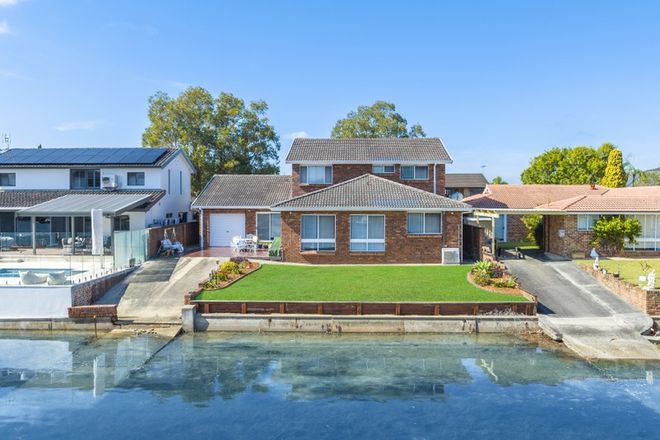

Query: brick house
[192,138,473,263]
[444,173,488,200]
[464,184,660,258]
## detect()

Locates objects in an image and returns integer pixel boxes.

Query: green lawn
[575,258,660,288]
[197,264,528,302]
[498,241,540,250]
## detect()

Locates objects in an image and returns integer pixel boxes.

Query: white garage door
[209,213,245,246]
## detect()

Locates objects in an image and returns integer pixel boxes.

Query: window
[577,214,600,231]
[407,213,442,234]
[372,165,395,174]
[301,215,335,251]
[350,215,385,252]
[0,173,16,186]
[70,169,100,189]
[256,212,281,241]
[127,172,145,186]
[627,214,660,251]
[300,166,332,185]
[167,169,171,194]
[179,170,183,195]
[113,215,130,231]
[400,165,429,180]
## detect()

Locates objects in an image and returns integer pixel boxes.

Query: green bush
[472,270,492,286]
[472,260,495,277]
[591,216,642,254]
[522,214,543,246]
[493,276,518,289]
[219,261,241,275]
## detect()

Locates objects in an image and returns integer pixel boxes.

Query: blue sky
[1,0,659,182]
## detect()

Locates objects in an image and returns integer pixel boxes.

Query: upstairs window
[300,166,332,185]
[372,165,395,174]
[127,172,145,186]
[407,213,442,234]
[70,169,100,189]
[0,173,16,186]
[577,214,600,231]
[401,165,429,180]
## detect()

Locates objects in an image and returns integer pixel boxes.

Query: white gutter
[270,206,473,213]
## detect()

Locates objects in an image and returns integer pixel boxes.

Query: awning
[17,193,152,217]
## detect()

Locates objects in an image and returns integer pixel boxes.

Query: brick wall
[68,304,118,320]
[581,266,660,315]
[507,214,528,242]
[71,268,135,306]
[201,208,261,248]
[291,164,445,196]
[280,210,463,264]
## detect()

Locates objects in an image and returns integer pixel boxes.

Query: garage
[209,213,245,246]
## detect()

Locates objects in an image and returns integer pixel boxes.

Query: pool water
[0,268,83,278]
[0,332,658,439]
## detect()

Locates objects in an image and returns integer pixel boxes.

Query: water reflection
[0,332,658,439]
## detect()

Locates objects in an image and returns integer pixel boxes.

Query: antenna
[0,133,10,152]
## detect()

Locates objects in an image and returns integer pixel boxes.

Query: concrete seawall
[191,311,539,334]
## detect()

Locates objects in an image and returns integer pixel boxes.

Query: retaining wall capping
[581,266,660,315]
[193,313,539,333]
[0,318,116,331]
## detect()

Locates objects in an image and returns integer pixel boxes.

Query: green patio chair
[268,236,282,260]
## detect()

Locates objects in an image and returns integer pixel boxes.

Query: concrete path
[97,256,218,324]
[506,253,659,360]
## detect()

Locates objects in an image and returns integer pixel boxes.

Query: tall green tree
[600,148,627,187]
[490,176,508,184]
[142,87,280,194]
[331,101,425,138]
[520,143,616,185]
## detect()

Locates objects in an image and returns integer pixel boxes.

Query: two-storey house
[0,147,194,250]
[193,138,472,264]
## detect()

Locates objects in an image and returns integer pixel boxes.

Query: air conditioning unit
[101,174,119,190]
[441,247,460,265]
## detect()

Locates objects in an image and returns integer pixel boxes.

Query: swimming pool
[0,268,83,278]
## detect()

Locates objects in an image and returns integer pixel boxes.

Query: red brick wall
[71,268,135,306]
[581,266,660,315]
[291,164,445,196]
[280,210,463,264]
[201,208,264,248]
[68,305,118,320]
[506,215,528,242]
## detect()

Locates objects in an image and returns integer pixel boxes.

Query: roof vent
[441,247,460,265]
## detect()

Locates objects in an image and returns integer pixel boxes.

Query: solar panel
[0,147,169,166]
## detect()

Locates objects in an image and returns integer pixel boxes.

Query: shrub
[472,270,492,286]
[591,216,642,254]
[219,261,241,275]
[230,257,248,264]
[493,276,518,289]
[472,260,495,276]
[522,214,543,246]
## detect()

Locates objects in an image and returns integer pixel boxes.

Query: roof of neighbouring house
[445,173,488,189]
[463,184,609,210]
[191,174,293,208]
[534,186,660,213]
[272,174,472,211]
[285,138,452,163]
[0,189,165,210]
[0,147,187,169]
[18,193,156,216]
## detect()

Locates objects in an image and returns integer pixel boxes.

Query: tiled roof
[285,138,452,163]
[0,189,164,209]
[463,184,608,210]
[192,174,292,208]
[0,147,181,168]
[535,186,660,212]
[445,173,488,189]
[272,174,472,211]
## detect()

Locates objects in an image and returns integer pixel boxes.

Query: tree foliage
[634,170,660,186]
[600,148,627,187]
[520,143,618,185]
[522,214,543,245]
[591,216,642,254]
[331,101,425,138]
[142,87,280,194]
[490,176,508,184]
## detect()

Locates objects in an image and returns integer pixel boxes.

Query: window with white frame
[407,213,442,234]
[256,212,281,241]
[577,214,600,231]
[127,172,145,186]
[0,173,16,186]
[372,165,395,174]
[301,215,335,251]
[626,214,659,251]
[400,165,429,180]
[300,166,332,185]
[350,215,385,252]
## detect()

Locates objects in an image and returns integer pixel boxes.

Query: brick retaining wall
[581,266,660,315]
[68,304,118,320]
[71,268,135,306]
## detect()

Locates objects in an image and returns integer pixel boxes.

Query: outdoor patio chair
[159,239,184,256]
[268,236,282,260]
[47,271,67,285]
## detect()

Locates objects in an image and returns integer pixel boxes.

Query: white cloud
[285,131,309,140]
[0,20,11,35]
[55,120,102,132]
[0,0,21,7]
